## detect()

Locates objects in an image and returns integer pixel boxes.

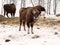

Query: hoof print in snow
[44,17,46,19]
[8,35,12,37]
[32,35,40,39]
[44,41,47,43]
[5,39,10,42]
[54,32,58,35]
[24,34,27,36]
[37,27,40,29]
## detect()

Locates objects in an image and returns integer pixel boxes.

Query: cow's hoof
[24,29,26,31]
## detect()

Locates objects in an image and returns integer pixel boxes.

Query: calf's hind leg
[31,23,34,34]
[27,23,30,34]
[19,20,22,31]
[23,21,26,31]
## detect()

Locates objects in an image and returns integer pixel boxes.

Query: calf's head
[35,5,45,12]
[32,8,40,19]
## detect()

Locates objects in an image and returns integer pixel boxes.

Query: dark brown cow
[4,3,16,18]
[19,7,40,34]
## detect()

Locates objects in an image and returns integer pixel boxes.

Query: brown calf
[19,7,40,34]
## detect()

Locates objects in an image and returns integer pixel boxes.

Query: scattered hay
[32,35,40,39]
[54,32,58,35]
[0,14,60,27]
[0,15,6,21]
[56,14,60,17]
[37,27,40,29]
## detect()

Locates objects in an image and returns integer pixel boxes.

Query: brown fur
[35,5,45,14]
[4,3,16,18]
[19,7,40,34]
[19,5,46,34]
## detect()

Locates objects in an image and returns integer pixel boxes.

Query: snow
[0,0,60,45]
[0,24,60,45]
[42,13,60,20]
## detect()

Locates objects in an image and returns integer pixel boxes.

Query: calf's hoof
[19,29,21,31]
[19,30,20,31]
[28,32,30,34]
[32,32,34,34]
[24,29,26,31]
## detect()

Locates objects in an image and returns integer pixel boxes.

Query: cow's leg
[23,21,26,31]
[10,13,12,18]
[31,23,34,34]
[27,23,30,34]
[6,12,9,18]
[19,20,22,31]
[4,10,5,16]
[13,12,15,17]
[11,13,15,18]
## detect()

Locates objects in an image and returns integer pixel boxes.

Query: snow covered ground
[0,0,60,45]
[0,23,60,45]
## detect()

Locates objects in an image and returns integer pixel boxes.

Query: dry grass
[56,14,60,17]
[1,17,19,25]
[0,15,19,25]
[0,15,60,27]
[35,16,60,27]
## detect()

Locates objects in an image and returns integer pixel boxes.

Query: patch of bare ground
[0,15,6,21]
[32,35,40,39]
[0,15,60,27]
[56,14,60,17]
[0,15,19,25]
[35,16,60,27]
